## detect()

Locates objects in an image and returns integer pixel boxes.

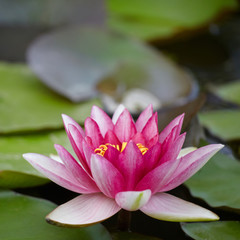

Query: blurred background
[1,1,240,240]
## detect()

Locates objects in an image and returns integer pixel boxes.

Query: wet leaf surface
[0,130,70,188]
[185,151,240,210]
[107,0,238,40]
[199,110,240,141]
[211,80,240,105]
[0,62,99,134]
[181,221,240,240]
[0,190,111,240]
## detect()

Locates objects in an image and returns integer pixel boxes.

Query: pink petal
[158,133,186,165]
[91,154,126,198]
[104,130,121,145]
[103,145,121,167]
[140,193,219,222]
[118,141,144,190]
[142,113,158,142]
[91,105,114,137]
[161,125,179,153]
[147,134,159,148]
[112,104,125,124]
[160,144,224,192]
[135,156,181,194]
[46,193,121,227]
[54,144,99,192]
[85,117,104,148]
[135,104,153,132]
[82,140,94,168]
[114,109,136,142]
[142,142,161,172]
[159,114,184,144]
[62,114,85,137]
[23,153,91,194]
[68,124,91,174]
[132,132,146,146]
[115,190,151,211]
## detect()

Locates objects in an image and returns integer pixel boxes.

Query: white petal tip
[112,104,126,124]
[61,114,68,121]
[116,190,151,211]
[140,193,220,222]
[22,153,36,161]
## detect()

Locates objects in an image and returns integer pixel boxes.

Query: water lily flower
[23,105,223,227]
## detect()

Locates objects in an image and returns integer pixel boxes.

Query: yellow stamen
[121,142,127,152]
[136,143,148,155]
[94,142,148,156]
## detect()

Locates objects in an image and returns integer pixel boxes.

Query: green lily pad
[0,190,111,240]
[0,62,99,134]
[112,231,162,240]
[0,130,71,188]
[107,0,238,41]
[199,110,240,141]
[181,221,240,240]
[185,151,240,210]
[211,80,240,105]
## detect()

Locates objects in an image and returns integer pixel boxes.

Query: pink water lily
[23,105,223,227]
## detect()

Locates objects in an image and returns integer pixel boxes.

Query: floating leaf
[185,151,240,210]
[107,0,238,41]
[199,110,240,141]
[211,80,240,105]
[0,190,111,240]
[28,26,194,104]
[112,231,162,240]
[0,62,99,134]
[0,130,70,188]
[181,221,240,240]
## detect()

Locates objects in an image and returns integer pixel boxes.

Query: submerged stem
[117,209,132,232]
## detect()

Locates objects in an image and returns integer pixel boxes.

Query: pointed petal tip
[202,143,224,154]
[22,153,31,160]
[22,153,38,162]
[112,104,126,124]
[180,112,185,118]
[91,104,101,111]
[90,105,100,116]
[147,103,153,112]
[214,143,224,150]
[54,143,61,150]
[61,113,69,122]
[140,193,220,222]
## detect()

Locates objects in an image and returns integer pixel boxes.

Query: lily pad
[0,62,99,134]
[27,26,194,104]
[0,130,71,188]
[211,80,240,105]
[181,221,240,240]
[185,151,240,210]
[111,231,162,240]
[0,190,111,240]
[199,110,240,141]
[107,0,238,41]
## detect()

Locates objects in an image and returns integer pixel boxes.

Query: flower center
[94,142,148,156]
